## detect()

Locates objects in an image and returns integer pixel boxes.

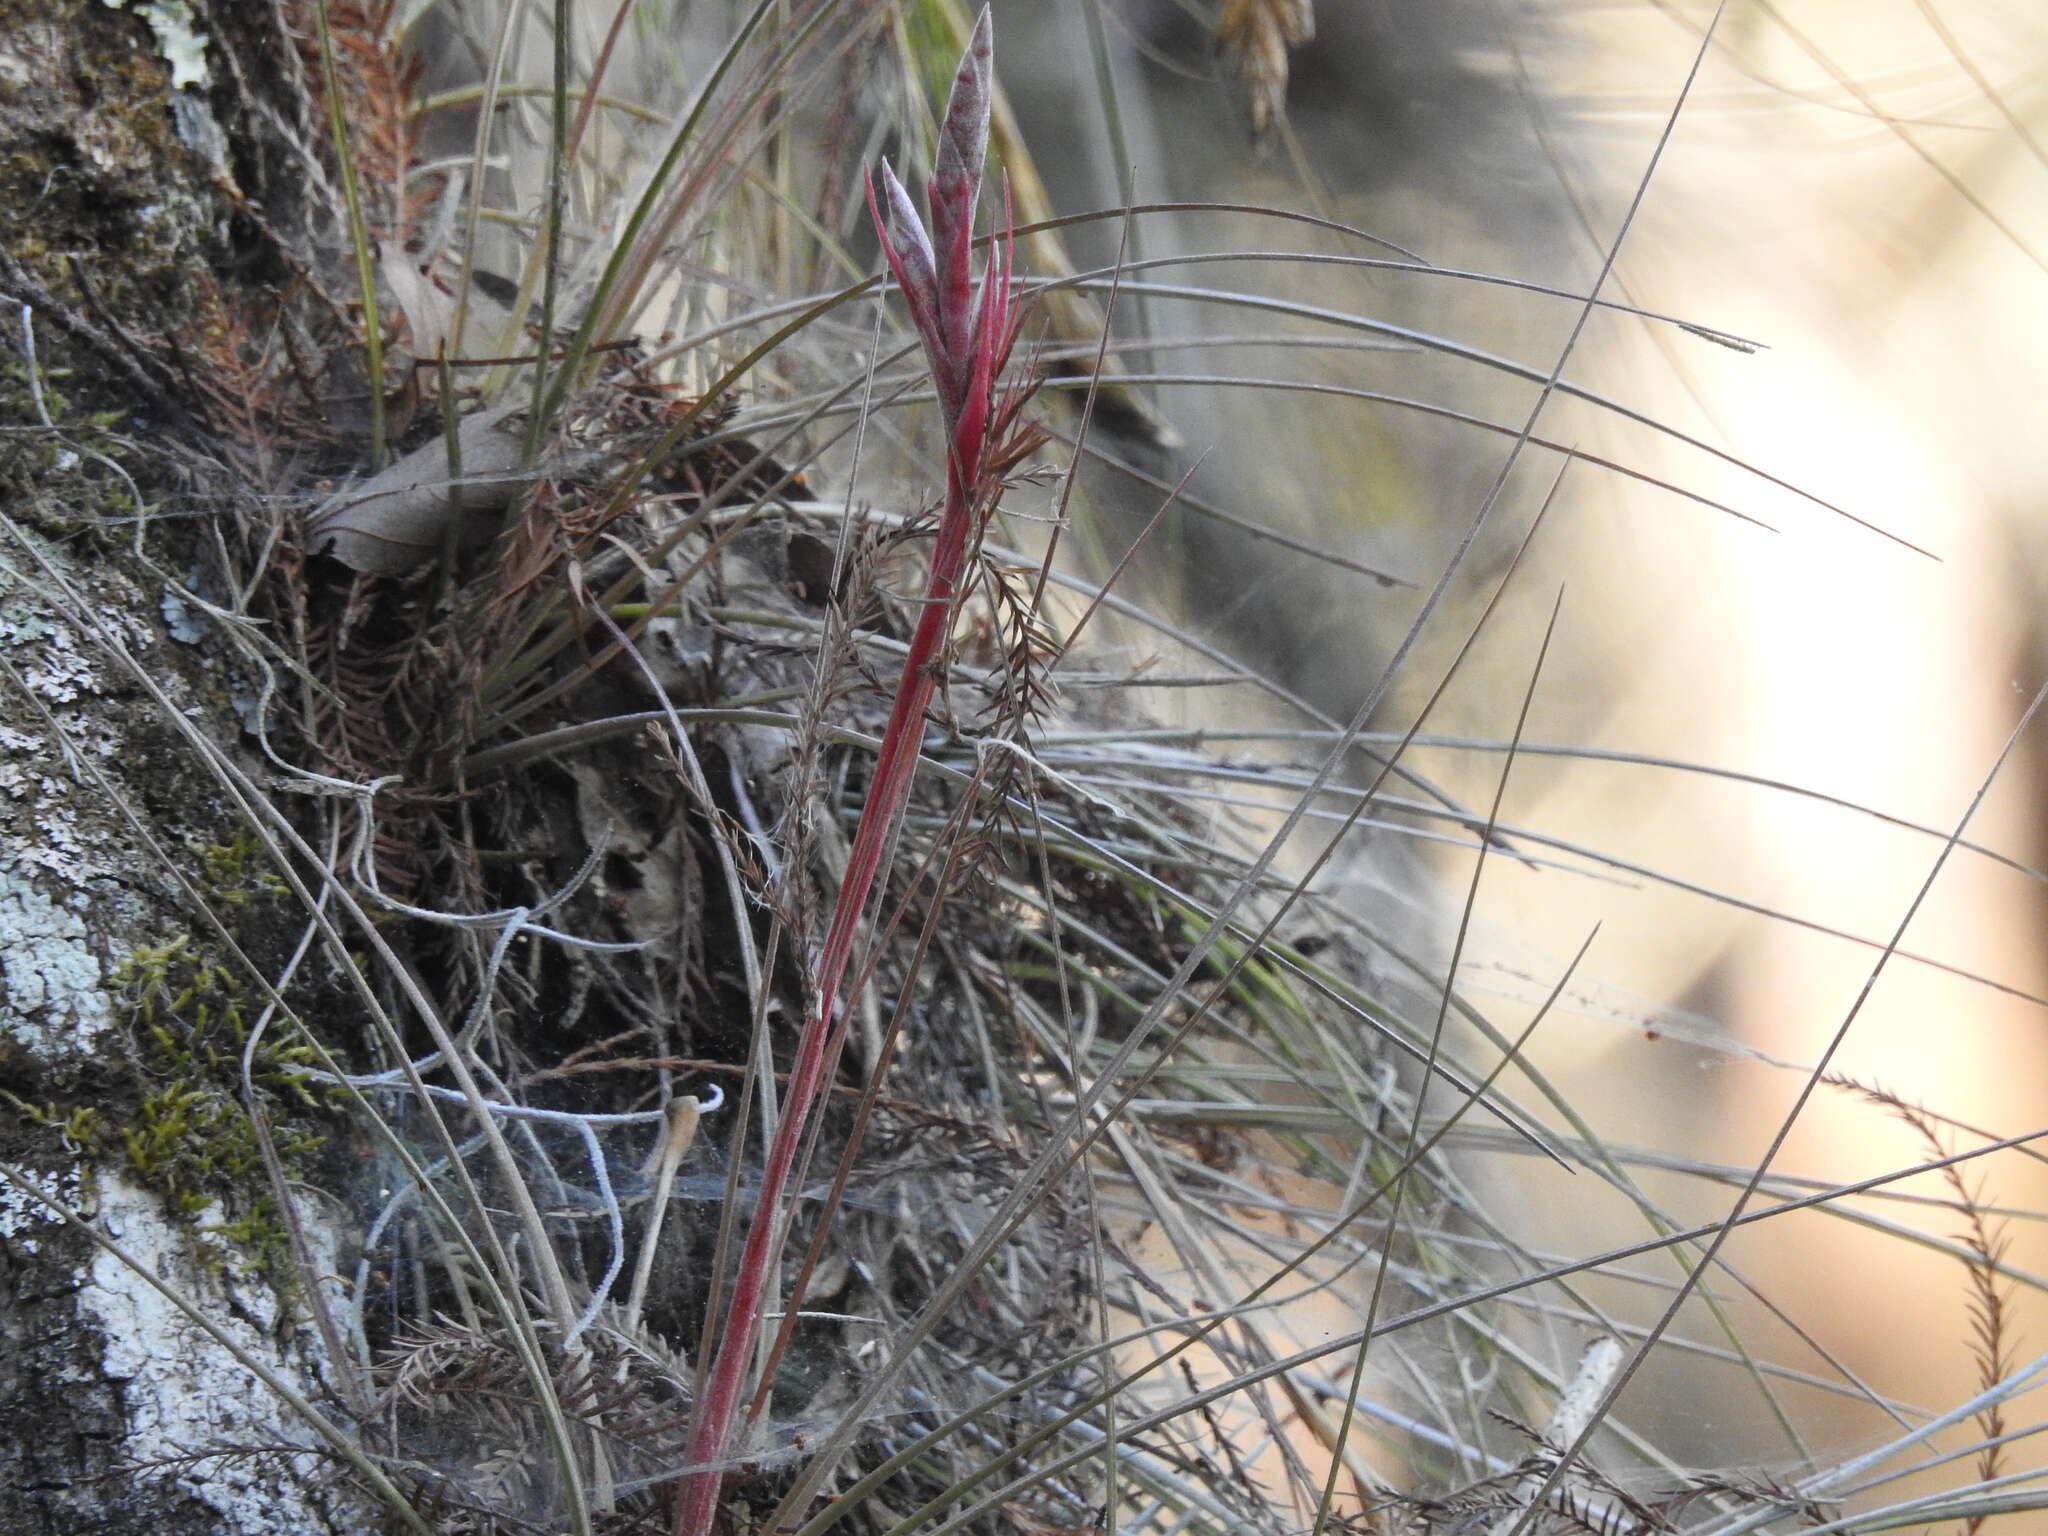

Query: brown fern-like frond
[1954,1182,2017,1528]
[289,0,430,239]
[166,273,335,458]
[1826,1073,2016,1532]
[1648,1471,1833,1529]
[1215,0,1315,137]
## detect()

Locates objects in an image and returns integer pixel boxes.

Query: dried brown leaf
[305,402,537,574]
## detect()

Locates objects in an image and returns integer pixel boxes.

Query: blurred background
[995,0,2048,1480]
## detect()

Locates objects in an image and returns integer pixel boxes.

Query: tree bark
[1,3,367,1529]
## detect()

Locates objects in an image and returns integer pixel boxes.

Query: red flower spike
[670,13,1018,1536]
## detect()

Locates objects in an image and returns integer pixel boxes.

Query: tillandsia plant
[671,11,1033,1534]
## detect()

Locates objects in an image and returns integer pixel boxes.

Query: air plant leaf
[928,6,992,252]
[957,187,1016,461]
[867,160,950,412]
[878,159,939,306]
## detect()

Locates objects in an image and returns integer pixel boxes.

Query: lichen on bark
[0,4,367,1530]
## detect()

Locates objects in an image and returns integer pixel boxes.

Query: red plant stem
[671,444,980,1536]
[674,33,1005,1516]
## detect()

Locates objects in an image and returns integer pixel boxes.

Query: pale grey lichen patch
[1,539,175,1026]
[0,723,37,799]
[1,571,125,1029]
[0,1159,77,1257]
[170,90,231,178]
[0,871,113,1056]
[100,0,212,92]
[0,520,183,1151]
[86,1172,360,1534]
[0,592,101,706]
[160,586,207,645]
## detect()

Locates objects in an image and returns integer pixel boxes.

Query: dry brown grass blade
[1215,0,1315,138]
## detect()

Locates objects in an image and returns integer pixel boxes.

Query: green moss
[1,1094,104,1153]
[108,936,334,1263]
[193,830,293,911]
[7,910,337,1267]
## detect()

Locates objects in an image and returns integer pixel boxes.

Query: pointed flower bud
[866,7,1001,440]
[878,159,937,300]
[929,5,992,233]
[928,5,993,336]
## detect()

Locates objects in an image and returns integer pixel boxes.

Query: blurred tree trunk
[0,4,367,1530]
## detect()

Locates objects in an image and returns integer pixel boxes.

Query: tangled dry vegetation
[9,3,1450,1531]
[3,3,2045,1536]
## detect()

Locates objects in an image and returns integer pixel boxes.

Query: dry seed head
[1216,0,1314,136]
